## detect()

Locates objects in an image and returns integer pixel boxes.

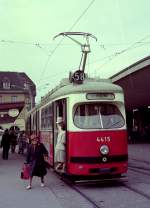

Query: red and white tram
[26,32,128,180]
[26,77,128,179]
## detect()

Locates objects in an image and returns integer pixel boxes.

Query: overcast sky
[0,0,150,102]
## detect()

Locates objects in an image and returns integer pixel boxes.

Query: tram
[26,32,128,179]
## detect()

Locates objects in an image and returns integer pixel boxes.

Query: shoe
[26,185,32,190]
[41,183,45,187]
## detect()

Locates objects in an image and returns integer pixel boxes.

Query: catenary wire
[38,0,96,82]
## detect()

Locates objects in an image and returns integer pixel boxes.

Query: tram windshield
[74,103,125,129]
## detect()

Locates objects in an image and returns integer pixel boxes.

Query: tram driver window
[74,103,124,129]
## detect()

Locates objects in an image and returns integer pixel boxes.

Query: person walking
[131,125,139,144]
[0,129,11,160]
[55,117,66,173]
[9,129,17,153]
[25,135,49,190]
[18,131,26,154]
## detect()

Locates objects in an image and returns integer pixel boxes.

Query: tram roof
[110,55,150,110]
[40,77,123,106]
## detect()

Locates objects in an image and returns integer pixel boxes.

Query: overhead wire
[1,34,149,85]
[0,39,53,56]
[37,34,150,98]
[1,37,150,58]
[37,34,150,87]
[2,1,149,92]
[0,39,50,45]
[38,0,96,82]
[68,0,96,31]
[2,39,150,47]
[95,34,150,71]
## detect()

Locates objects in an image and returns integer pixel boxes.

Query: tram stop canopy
[110,56,150,110]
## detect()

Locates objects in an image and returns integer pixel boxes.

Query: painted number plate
[99,168,111,173]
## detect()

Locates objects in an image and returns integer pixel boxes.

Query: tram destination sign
[70,70,85,84]
[87,93,115,100]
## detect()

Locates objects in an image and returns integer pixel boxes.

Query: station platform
[0,150,62,208]
[0,144,150,208]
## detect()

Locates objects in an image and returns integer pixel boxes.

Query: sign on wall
[8,109,19,117]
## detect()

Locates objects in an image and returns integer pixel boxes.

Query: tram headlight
[100,145,109,155]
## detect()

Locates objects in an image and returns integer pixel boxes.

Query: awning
[0,102,25,124]
[0,101,25,110]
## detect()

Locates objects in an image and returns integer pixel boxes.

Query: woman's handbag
[21,163,30,180]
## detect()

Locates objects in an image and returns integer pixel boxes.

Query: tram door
[53,99,67,168]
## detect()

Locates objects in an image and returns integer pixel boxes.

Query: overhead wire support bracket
[53,32,97,83]
[53,32,97,72]
[53,32,97,42]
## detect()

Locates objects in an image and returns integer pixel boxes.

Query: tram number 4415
[71,70,85,84]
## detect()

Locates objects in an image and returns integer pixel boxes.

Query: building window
[0,96,2,103]
[25,97,31,111]
[11,96,18,102]
[24,82,29,89]
[2,77,10,89]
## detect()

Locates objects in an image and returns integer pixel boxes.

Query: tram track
[128,166,150,176]
[52,168,150,207]
[62,174,150,206]
[130,158,150,165]
[129,157,150,176]
[123,183,150,201]
[60,175,102,208]
[126,163,150,200]
[129,164,150,172]
[48,170,103,208]
[60,171,150,207]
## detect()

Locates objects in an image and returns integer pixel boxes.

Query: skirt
[29,160,47,177]
[55,149,65,162]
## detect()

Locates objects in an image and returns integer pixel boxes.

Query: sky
[0,0,150,103]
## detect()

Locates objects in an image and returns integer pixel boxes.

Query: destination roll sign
[71,70,85,84]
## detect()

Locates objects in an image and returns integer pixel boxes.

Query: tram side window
[41,104,53,130]
[74,103,124,129]
[48,104,53,129]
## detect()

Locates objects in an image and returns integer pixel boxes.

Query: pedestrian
[9,129,17,153]
[0,129,11,160]
[25,135,49,190]
[55,117,66,173]
[18,131,26,154]
[131,125,139,144]
[0,128,4,143]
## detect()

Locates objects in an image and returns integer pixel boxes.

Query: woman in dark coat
[0,129,11,160]
[26,135,48,190]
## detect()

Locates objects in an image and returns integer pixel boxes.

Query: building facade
[0,71,36,131]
